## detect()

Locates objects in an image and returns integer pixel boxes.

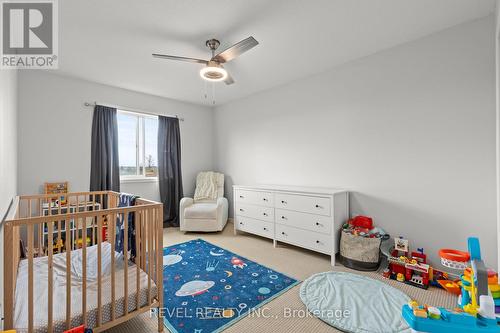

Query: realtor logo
[1,0,58,68]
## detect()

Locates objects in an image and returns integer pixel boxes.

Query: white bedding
[14,242,157,333]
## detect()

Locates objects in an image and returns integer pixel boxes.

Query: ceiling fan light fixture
[199,61,227,82]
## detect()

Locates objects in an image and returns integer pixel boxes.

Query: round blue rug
[300,271,411,333]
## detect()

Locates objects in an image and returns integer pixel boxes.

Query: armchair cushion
[184,202,218,219]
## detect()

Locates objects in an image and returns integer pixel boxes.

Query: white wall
[214,17,497,267]
[0,69,18,327]
[18,71,214,201]
[0,70,17,219]
[496,0,500,271]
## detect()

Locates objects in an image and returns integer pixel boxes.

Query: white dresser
[233,185,349,266]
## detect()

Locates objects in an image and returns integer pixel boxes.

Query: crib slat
[3,223,14,329]
[145,209,150,304]
[38,199,44,256]
[97,215,103,327]
[48,221,54,333]
[153,208,157,285]
[111,212,116,321]
[141,212,146,272]
[152,208,156,284]
[136,210,141,310]
[148,208,153,305]
[66,215,72,329]
[82,217,88,326]
[92,217,96,246]
[157,207,164,332]
[57,200,62,248]
[92,195,96,245]
[124,209,129,315]
[72,202,76,251]
[28,224,34,333]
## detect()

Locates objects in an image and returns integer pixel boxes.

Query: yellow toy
[54,238,64,253]
[76,236,91,248]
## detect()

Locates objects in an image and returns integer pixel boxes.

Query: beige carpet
[105,222,457,333]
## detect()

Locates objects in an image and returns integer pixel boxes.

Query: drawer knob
[263,213,268,216]
[239,195,244,198]
[239,222,244,225]
[316,222,321,226]
[263,227,267,231]
[316,240,320,244]
[315,204,320,208]
[263,198,268,201]
[239,208,244,212]
[281,215,285,219]
[281,231,286,236]
[281,200,287,204]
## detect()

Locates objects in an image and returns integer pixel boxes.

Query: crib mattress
[14,243,158,333]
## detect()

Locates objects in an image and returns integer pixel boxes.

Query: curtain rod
[83,102,184,121]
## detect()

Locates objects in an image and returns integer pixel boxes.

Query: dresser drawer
[235,203,274,222]
[235,216,274,239]
[234,189,274,207]
[276,224,333,254]
[275,209,332,235]
[275,193,331,216]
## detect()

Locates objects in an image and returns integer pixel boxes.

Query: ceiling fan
[152,36,259,85]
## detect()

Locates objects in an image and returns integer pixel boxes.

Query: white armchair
[180,172,228,232]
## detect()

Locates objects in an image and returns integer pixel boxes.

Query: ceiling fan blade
[152,54,208,64]
[212,36,259,63]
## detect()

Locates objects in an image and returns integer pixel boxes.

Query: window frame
[117,109,159,183]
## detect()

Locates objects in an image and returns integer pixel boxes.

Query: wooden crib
[3,191,164,333]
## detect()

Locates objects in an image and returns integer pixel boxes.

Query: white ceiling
[57,0,495,106]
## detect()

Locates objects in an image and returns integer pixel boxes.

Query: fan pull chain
[204,80,208,100]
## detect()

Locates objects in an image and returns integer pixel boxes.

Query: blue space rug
[161,239,299,333]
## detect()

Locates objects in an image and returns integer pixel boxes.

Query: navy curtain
[90,105,120,192]
[158,116,183,227]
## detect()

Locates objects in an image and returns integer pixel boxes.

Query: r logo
[2,2,53,54]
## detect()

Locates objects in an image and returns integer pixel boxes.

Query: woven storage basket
[339,230,382,271]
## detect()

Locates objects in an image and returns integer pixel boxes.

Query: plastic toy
[429,267,459,289]
[439,248,470,270]
[350,215,373,229]
[63,325,93,333]
[75,236,91,248]
[54,238,64,254]
[437,279,462,296]
[402,237,499,332]
[385,237,430,289]
[342,215,388,239]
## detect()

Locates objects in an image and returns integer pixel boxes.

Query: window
[117,110,158,180]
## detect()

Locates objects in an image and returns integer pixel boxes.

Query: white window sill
[120,177,158,184]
